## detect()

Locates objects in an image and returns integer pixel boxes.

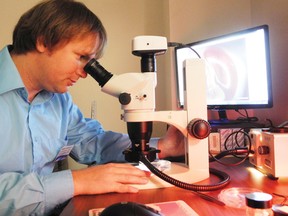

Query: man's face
[35,33,100,93]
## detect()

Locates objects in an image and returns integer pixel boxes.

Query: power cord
[168,41,201,58]
[140,154,230,206]
[209,129,252,166]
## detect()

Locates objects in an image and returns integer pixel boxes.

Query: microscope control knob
[187,118,211,139]
[119,92,131,105]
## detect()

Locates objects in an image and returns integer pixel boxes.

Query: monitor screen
[174,25,273,123]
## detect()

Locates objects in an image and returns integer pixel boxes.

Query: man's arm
[0,170,73,215]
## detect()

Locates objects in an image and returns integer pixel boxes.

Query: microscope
[84,36,211,189]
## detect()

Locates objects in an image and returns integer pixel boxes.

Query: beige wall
[168,0,288,126]
[250,0,288,125]
[0,0,40,45]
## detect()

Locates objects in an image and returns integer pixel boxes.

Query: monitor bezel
[174,24,273,111]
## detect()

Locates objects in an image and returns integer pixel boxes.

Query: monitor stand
[208,110,242,125]
[208,110,266,132]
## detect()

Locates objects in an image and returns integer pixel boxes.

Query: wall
[250,0,288,125]
[0,1,40,45]
[168,0,288,126]
[0,0,169,170]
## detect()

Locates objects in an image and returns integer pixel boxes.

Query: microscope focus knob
[187,118,211,139]
[119,92,131,105]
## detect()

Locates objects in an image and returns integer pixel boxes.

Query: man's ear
[36,37,47,53]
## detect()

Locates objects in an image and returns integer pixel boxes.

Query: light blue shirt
[0,46,158,215]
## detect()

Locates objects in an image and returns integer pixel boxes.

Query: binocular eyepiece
[84,59,113,87]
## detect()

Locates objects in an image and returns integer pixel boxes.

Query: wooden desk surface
[60,159,288,216]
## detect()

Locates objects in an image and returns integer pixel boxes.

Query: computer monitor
[174,25,273,124]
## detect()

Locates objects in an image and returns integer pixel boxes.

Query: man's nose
[76,68,88,78]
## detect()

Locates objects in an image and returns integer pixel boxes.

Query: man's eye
[80,55,89,61]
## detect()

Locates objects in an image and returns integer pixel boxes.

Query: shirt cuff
[149,137,159,149]
[42,170,74,213]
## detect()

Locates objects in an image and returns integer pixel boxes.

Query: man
[0,0,184,215]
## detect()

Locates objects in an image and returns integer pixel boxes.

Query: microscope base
[132,162,210,190]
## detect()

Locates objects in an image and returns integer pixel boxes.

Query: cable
[140,154,230,192]
[235,109,249,119]
[235,109,259,123]
[265,119,275,128]
[167,42,184,47]
[209,129,252,166]
[223,129,246,150]
[209,148,250,164]
[168,41,201,58]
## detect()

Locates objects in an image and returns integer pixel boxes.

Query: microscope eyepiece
[84,59,113,87]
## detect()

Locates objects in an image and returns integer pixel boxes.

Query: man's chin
[54,87,69,94]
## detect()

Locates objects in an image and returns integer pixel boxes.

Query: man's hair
[12,0,107,59]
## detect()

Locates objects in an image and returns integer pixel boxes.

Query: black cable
[235,109,259,123]
[167,42,184,47]
[140,154,230,192]
[235,109,249,119]
[209,129,252,166]
[209,148,250,163]
[266,118,274,127]
[168,41,201,58]
[224,129,247,151]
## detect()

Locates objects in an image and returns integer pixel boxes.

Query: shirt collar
[0,45,25,95]
[0,45,54,104]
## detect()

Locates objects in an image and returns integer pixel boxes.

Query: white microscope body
[85,36,210,189]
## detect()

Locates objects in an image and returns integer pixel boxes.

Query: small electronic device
[174,25,273,125]
[132,35,167,56]
[249,128,288,179]
[99,202,162,216]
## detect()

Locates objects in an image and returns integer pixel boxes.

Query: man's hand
[72,163,149,196]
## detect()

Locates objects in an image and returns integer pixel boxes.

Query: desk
[60,159,288,216]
